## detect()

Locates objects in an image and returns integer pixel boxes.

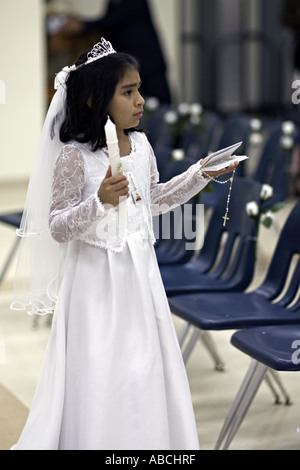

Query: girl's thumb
[105,165,112,178]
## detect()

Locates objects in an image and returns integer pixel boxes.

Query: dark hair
[60,52,141,151]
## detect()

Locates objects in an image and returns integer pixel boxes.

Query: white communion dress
[12,131,208,450]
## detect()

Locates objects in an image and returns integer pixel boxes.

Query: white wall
[47,0,106,18]
[0,0,179,183]
[149,0,180,101]
[0,0,46,182]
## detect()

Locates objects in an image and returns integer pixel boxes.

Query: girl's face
[107,67,145,133]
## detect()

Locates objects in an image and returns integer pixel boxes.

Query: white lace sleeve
[49,145,105,243]
[149,146,208,216]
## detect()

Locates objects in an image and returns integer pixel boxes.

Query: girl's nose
[137,91,145,106]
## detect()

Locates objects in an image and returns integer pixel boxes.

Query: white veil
[11,84,67,315]
[11,38,117,315]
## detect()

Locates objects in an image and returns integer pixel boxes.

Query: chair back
[194,177,262,289]
[143,104,175,149]
[254,123,299,205]
[154,157,199,259]
[256,200,300,308]
[179,109,221,160]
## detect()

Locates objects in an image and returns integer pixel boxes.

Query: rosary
[202,169,236,226]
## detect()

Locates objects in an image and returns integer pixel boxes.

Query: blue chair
[253,122,299,206]
[178,109,221,160]
[168,200,300,365]
[160,177,262,297]
[160,177,262,370]
[155,197,199,266]
[215,324,300,450]
[154,157,201,265]
[0,211,23,286]
[142,104,175,150]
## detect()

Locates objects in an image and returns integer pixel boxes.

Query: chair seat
[168,291,300,330]
[0,211,23,228]
[161,264,248,295]
[159,178,262,296]
[156,241,195,265]
[231,324,300,371]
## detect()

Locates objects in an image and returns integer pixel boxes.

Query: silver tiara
[85,38,116,65]
[54,38,116,89]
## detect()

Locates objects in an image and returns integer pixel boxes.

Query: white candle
[104,117,128,232]
[105,117,122,176]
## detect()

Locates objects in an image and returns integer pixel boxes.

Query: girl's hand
[98,166,129,207]
[200,159,239,179]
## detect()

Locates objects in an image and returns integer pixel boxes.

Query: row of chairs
[143,102,300,449]
[0,104,298,286]
[144,101,299,208]
[160,184,300,448]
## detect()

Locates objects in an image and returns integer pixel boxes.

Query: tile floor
[0,181,299,450]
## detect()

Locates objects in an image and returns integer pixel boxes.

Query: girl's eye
[124,90,132,96]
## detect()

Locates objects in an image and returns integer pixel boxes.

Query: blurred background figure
[282,0,300,80]
[48,0,171,104]
[281,0,300,196]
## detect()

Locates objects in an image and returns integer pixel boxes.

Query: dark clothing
[84,0,171,103]
[282,0,300,70]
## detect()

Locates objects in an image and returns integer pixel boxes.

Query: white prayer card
[200,141,248,172]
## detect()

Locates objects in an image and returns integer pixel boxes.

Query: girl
[11,38,237,450]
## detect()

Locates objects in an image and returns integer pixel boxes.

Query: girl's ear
[87,96,93,108]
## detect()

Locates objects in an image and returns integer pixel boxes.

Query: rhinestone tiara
[85,38,116,65]
[54,38,116,89]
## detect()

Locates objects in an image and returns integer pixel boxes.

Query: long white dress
[12,131,208,450]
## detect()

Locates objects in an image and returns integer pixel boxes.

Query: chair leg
[180,327,227,370]
[264,372,283,404]
[215,359,260,449]
[177,321,192,347]
[220,362,268,450]
[182,328,203,363]
[267,369,293,405]
[215,360,269,450]
[0,237,20,286]
[200,331,227,371]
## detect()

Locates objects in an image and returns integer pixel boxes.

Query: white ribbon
[54,65,76,89]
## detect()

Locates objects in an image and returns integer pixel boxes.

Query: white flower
[164,110,178,124]
[282,120,295,135]
[260,184,273,201]
[172,149,185,161]
[145,96,159,111]
[246,201,259,217]
[280,135,294,149]
[250,118,262,132]
[177,102,190,115]
[249,132,263,146]
[190,102,203,115]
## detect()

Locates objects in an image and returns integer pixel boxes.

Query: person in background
[282,0,300,196]
[57,0,172,104]
[282,0,300,80]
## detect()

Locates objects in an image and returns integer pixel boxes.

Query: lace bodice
[49,131,208,252]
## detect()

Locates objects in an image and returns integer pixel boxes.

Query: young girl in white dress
[11,39,237,450]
